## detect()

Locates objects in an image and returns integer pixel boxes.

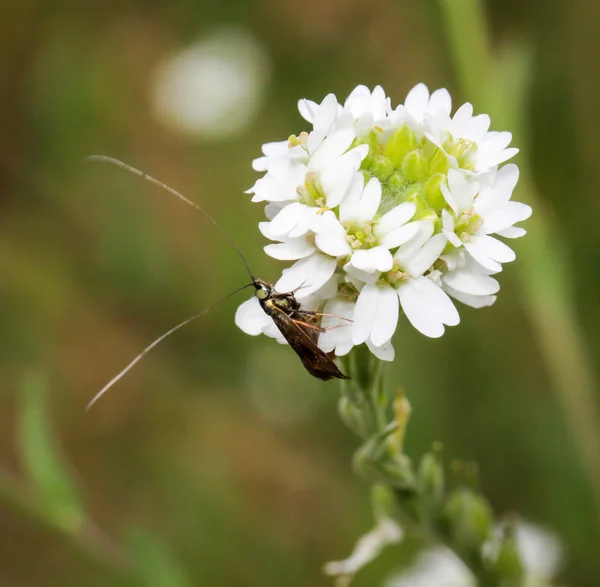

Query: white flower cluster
[236,84,531,360]
[385,521,562,587]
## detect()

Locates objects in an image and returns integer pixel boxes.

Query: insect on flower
[84,156,349,409]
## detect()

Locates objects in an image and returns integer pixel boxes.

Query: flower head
[236,84,530,360]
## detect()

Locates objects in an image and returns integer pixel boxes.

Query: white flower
[437,251,500,309]
[386,521,563,587]
[441,165,531,272]
[385,547,474,587]
[311,177,419,271]
[236,83,529,362]
[484,521,563,586]
[324,517,403,583]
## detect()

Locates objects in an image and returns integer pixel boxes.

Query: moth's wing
[267,304,349,381]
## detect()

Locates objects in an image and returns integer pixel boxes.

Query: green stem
[439,0,600,518]
[341,357,516,585]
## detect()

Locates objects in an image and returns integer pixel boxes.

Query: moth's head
[253,279,271,301]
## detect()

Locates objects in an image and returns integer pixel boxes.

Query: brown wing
[264,301,350,381]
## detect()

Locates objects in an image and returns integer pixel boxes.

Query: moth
[85,156,349,409]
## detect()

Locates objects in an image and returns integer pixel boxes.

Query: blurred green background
[1,0,599,585]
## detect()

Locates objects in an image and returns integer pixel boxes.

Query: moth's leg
[321,323,351,333]
[275,279,312,297]
[297,310,353,323]
[290,318,326,334]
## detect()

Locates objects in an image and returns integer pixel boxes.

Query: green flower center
[356,125,479,232]
[343,222,377,250]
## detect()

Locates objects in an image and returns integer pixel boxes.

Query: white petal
[441,181,458,215]
[323,518,402,578]
[264,237,315,260]
[397,277,459,338]
[394,220,435,266]
[465,113,491,141]
[319,153,363,208]
[309,128,355,171]
[442,270,500,295]
[496,226,526,239]
[298,99,318,123]
[249,175,299,203]
[378,221,421,249]
[447,169,478,213]
[235,297,272,336]
[343,262,379,285]
[313,93,340,135]
[275,253,337,298]
[262,140,289,157]
[340,176,380,223]
[477,146,519,170]
[312,211,352,256]
[443,284,497,308]
[464,240,503,272]
[353,284,395,345]
[470,235,516,263]
[495,163,520,193]
[428,88,451,115]
[406,233,448,277]
[441,210,462,248]
[269,203,313,238]
[357,177,382,222]
[306,130,325,153]
[371,285,399,346]
[376,202,416,235]
[351,246,394,273]
[366,338,395,361]
[319,298,355,356]
[397,281,444,338]
[451,102,474,131]
[404,83,430,122]
[482,202,532,234]
[264,201,288,221]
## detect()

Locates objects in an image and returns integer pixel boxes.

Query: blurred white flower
[385,547,474,587]
[151,27,269,139]
[236,84,529,360]
[324,517,403,585]
[386,520,563,587]
[485,520,564,587]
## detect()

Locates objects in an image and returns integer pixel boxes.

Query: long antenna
[84,155,255,281]
[86,283,254,410]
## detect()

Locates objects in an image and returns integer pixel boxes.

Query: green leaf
[17,372,85,533]
[127,529,194,587]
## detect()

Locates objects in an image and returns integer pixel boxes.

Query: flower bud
[338,396,373,439]
[423,173,446,210]
[384,124,417,166]
[401,150,429,182]
[353,426,415,488]
[418,449,444,507]
[427,145,451,175]
[488,520,525,583]
[370,155,394,182]
[443,488,493,555]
